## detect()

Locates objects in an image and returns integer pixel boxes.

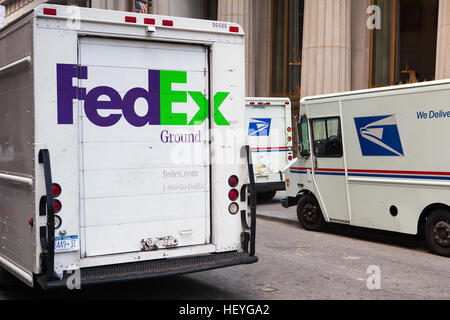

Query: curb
[256,214,300,226]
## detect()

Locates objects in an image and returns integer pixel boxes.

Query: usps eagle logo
[354,115,404,156]
[248,118,272,137]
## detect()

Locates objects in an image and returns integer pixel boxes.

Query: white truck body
[245,98,293,198]
[0,4,257,289]
[284,80,450,256]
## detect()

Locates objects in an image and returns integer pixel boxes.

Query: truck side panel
[342,86,450,234]
[0,15,36,279]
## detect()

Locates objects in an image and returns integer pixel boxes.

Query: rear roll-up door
[77,38,211,257]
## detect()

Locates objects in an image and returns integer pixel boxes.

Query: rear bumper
[281,196,298,208]
[255,182,286,193]
[36,251,258,290]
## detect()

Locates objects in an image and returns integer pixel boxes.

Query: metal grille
[80,251,254,280]
[41,251,257,289]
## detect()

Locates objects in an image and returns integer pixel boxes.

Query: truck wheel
[0,266,20,288]
[424,209,450,257]
[297,195,326,231]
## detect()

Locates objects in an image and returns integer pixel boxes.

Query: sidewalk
[255,192,299,226]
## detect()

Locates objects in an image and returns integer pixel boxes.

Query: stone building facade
[125,0,450,108]
[2,0,450,111]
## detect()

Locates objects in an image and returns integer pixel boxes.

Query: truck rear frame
[0,4,258,289]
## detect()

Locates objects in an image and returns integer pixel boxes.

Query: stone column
[435,0,450,79]
[253,0,271,97]
[91,0,127,11]
[301,0,351,97]
[218,0,255,97]
[351,0,371,90]
[152,0,204,19]
[151,0,171,15]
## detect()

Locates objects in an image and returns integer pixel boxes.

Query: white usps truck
[283,80,450,257]
[246,98,293,200]
[0,4,258,289]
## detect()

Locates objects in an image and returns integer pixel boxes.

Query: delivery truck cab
[283,80,450,257]
[0,4,258,289]
[245,98,293,201]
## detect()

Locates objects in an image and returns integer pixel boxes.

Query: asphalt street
[0,192,449,300]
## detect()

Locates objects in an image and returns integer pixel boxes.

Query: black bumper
[255,181,286,193]
[281,196,298,208]
[36,251,258,290]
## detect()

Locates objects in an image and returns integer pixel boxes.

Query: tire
[424,209,450,257]
[297,195,326,231]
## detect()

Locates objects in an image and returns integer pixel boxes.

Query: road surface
[1,194,449,300]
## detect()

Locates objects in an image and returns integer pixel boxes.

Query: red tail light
[125,16,137,23]
[43,8,57,16]
[229,26,239,33]
[54,200,62,213]
[228,175,239,188]
[228,189,239,201]
[144,18,155,25]
[162,20,173,26]
[288,156,293,161]
[52,183,62,197]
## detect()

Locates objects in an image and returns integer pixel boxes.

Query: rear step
[37,252,258,289]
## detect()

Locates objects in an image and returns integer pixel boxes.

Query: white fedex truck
[245,98,293,200]
[283,80,450,257]
[0,5,258,289]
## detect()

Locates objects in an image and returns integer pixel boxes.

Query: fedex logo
[56,64,230,127]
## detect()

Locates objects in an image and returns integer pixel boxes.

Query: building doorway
[270,0,304,100]
[370,0,439,87]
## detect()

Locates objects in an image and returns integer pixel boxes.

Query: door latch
[140,236,179,251]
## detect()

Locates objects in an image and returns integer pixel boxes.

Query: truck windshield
[298,116,310,156]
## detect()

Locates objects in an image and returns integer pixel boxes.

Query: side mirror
[297,116,310,158]
[298,144,310,158]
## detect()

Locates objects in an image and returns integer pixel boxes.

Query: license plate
[54,235,79,253]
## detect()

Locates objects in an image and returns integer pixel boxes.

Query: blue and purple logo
[56,64,230,127]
